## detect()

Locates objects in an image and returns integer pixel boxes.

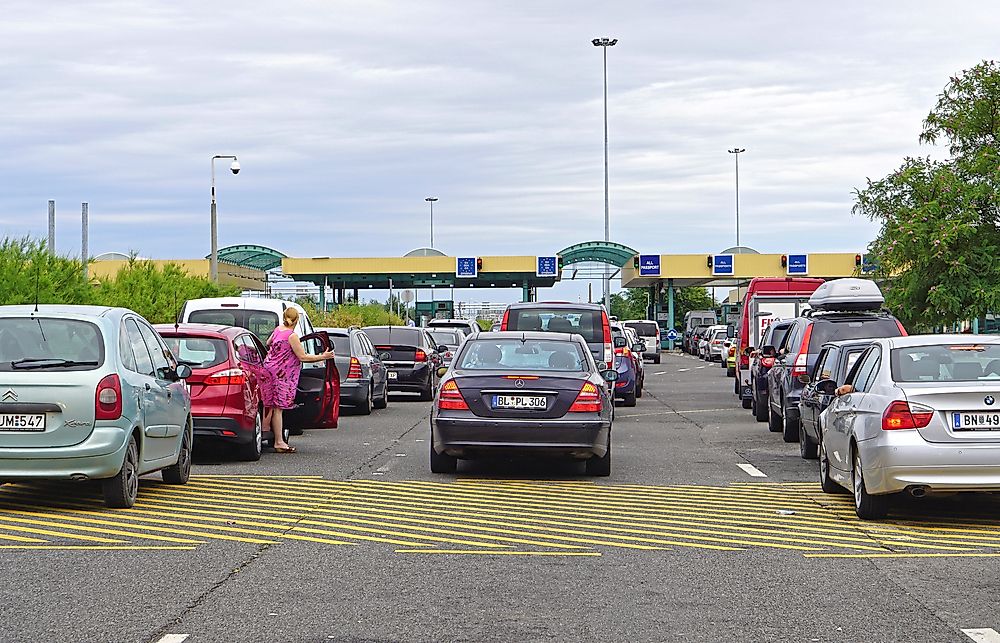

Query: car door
[769,321,801,414]
[801,347,831,439]
[234,334,264,425]
[137,321,187,462]
[827,347,880,474]
[122,319,171,464]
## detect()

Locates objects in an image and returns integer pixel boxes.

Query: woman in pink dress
[261,307,334,453]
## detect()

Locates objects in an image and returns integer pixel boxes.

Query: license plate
[0,414,46,431]
[953,412,1000,430]
[742,386,752,398]
[387,371,398,380]
[492,395,546,410]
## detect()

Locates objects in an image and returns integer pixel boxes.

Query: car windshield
[506,308,603,343]
[458,339,589,372]
[625,322,658,336]
[429,330,462,347]
[0,317,104,371]
[891,344,1000,382]
[161,336,229,369]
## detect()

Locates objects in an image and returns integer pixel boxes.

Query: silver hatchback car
[0,305,193,508]
[819,335,1000,519]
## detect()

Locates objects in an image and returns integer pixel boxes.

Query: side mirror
[761,345,777,358]
[726,325,735,339]
[797,373,811,385]
[816,379,837,395]
[613,337,628,348]
[742,346,755,357]
[436,366,448,378]
[174,364,192,380]
[632,342,646,353]
[437,345,449,353]
[601,369,619,382]
[378,352,391,361]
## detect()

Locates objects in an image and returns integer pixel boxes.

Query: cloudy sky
[1,1,996,301]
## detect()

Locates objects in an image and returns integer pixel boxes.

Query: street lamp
[425,197,438,248]
[727,147,745,248]
[210,154,240,283]
[593,37,617,311]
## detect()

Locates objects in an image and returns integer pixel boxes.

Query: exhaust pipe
[69,473,89,481]
[909,485,929,498]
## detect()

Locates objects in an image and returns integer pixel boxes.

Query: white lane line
[737,463,768,478]
[155,636,190,643]
[617,409,734,419]
[963,628,1000,642]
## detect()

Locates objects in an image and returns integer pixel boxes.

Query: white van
[623,319,662,364]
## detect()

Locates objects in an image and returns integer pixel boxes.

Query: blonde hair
[283,307,300,328]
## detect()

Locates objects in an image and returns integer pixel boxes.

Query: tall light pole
[728,147,745,248]
[210,154,240,283]
[425,197,438,248]
[593,37,617,311]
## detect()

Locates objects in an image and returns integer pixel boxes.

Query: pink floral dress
[261,328,300,410]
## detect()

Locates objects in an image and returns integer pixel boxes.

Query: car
[500,302,614,371]
[766,279,907,444]
[820,335,1000,519]
[703,326,728,362]
[427,328,466,367]
[722,339,737,376]
[683,310,718,354]
[155,323,270,461]
[614,325,644,401]
[179,297,340,430]
[748,320,794,420]
[429,331,617,475]
[796,339,872,460]
[688,324,711,357]
[318,327,389,415]
[363,326,443,400]
[427,318,481,336]
[623,319,661,363]
[0,305,193,508]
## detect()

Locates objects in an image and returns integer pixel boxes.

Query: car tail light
[95,374,123,421]
[204,368,246,386]
[500,309,510,330]
[569,382,602,413]
[896,320,908,337]
[602,314,613,369]
[438,379,469,410]
[791,324,813,377]
[414,349,427,363]
[882,400,934,430]
[761,356,775,368]
[728,346,736,357]
[347,357,363,379]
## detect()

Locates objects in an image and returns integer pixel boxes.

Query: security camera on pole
[210,155,240,283]
[592,37,617,312]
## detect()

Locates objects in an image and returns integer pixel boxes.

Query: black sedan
[796,339,872,459]
[430,332,618,476]
[363,326,443,401]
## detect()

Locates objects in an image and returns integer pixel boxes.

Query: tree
[854,61,1000,330]
[610,286,716,326]
[0,237,92,305]
[672,287,717,326]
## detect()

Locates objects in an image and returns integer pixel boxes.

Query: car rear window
[507,308,603,343]
[0,317,105,372]
[429,322,475,335]
[364,327,421,346]
[327,334,351,355]
[188,309,280,343]
[161,336,229,369]
[458,339,589,372]
[429,330,463,346]
[892,344,1000,382]
[808,318,902,351]
[625,322,658,337]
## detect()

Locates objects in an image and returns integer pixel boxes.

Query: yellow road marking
[0,545,196,551]
[0,517,123,543]
[395,549,603,556]
[805,552,1000,558]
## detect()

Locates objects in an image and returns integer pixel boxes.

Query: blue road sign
[536,256,558,277]
[861,253,878,274]
[639,254,661,277]
[456,257,477,278]
[712,254,734,276]
[786,254,808,275]
[665,328,681,342]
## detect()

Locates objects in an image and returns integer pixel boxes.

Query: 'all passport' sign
[786,254,808,275]
[712,254,734,276]
[639,255,660,277]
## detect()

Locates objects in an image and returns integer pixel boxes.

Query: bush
[0,237,92,305]
[299,300,404,328]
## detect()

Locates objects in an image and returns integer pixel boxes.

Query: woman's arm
[288,334,334,363]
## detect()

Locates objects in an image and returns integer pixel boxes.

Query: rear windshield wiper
[11,358,99,370]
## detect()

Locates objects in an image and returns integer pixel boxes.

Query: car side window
[848,348,881,393]
[235,335,262,365]
[137,322,172,380]
[125,319,155,377]
[118,323,136,371]
[812,348,829,380]
[362,334,375,356]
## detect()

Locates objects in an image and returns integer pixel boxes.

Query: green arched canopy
[212,244,287,271]
[557,241,638,267]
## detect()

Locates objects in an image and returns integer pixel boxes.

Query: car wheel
[419,376,435,402]
[819,439,846,494]
[429,430,457,474]
[586,431,611,477]
[162,423,192,485]
[767,404,782,433]
[853,449,889,519]
[782,408,800,444]
[727,366,736,377]
[238,409,263,462]
[103,434,140,508]
[653,355,661,364]
[358,383,374,416]
[373,380,388,409]
[636,377,643,399]
[734,377,741,396]
[622,388,637,407]
[754,394,769,423]
[799,425,818,459]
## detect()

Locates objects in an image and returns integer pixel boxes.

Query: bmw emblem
[514,379,524,388]
[987,396,996,406]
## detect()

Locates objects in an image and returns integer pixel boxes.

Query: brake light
[761,356,775,368]
[896,320,908,337]
[95,374,122,421]
[437,379,469,410]
[882,400,934,430]
[204,368,246,386]
[347,357,363,379]
[415,349,427,363]
[728,346,736,357]
[602,313,613,369]
[500,309,510,330]
[569,382,602,413]
[791,324,813,377]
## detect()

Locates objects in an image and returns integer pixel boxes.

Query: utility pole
[81,203,89,279]
[47,200,56,254]
[728,147,746,247]
[592,37,617,311]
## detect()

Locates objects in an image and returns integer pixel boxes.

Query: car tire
[819,439,846,494]
[754,395,769,423]
[727,367,736,377]
[622,389,637,407]
[358,383,374,416]
[429,431,457,474]
[853,449,889,519]
[373,380,388,409]
[741,394,752,410]
[419,376,435,402]
[162,424,192,485]
[799,425,818,459]
[636,377,643,399]
[238,409,264,462]
[782,408,800,444]
[767,405,782,433]
[103,434,140,508]
[653,355,661,364]
[586,432,611,477]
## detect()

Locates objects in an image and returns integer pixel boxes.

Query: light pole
[593,37,617,311]
[728,147,745,248]
[425,197,438,248]
[210,154,240,283]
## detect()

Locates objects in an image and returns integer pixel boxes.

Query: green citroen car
[0,305,193,507]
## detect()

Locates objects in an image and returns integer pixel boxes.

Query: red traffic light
[855,254,862,266]
[781,255,788,268]
[476,257,483,271]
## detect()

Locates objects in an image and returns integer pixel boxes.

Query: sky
[1,0,997,303]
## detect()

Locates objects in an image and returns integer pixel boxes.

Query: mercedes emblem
[514,379,524,388]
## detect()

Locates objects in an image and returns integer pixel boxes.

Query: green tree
[0,237,92,305]
[672,286,717,326]
[610,288,649,320]
[854,60,1000,330]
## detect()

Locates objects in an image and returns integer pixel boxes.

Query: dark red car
[155,323,269,461]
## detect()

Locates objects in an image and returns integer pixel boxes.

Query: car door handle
[145,383,151,391]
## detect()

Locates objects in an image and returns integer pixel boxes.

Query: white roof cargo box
[808,278,884,312]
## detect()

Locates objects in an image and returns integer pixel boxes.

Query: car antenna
[174,291,180,332]
[33,260,40,314]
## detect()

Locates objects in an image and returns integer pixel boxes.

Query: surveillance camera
[230,160,240,175]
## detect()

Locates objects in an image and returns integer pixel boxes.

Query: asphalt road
[3,352,1000,642]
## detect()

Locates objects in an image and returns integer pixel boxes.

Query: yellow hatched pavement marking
[0,516,124,543]
[395,549,603,556]
[0,545,196,551]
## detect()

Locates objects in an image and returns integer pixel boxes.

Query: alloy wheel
[124,439,139,503]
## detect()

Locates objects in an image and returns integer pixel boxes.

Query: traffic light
[855,253,863,266]
[557,256,564,270]
[706,255,713,267]
[476,257,483,271]
[633,255,640,269]
[781,255,788,268]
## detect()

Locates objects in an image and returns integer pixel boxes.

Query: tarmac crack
[347,413,428,480]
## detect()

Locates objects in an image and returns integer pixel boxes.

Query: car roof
[0,304,118,317]
[153,323,245,338]
[883,334,1000,349]
[818,339,877,350]
[473,331,587,342]
[184,297,305,314]
[506,302,604,311]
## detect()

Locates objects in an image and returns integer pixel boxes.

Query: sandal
[274,445,297,453]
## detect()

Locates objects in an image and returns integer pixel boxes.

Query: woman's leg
[272,408,287,449]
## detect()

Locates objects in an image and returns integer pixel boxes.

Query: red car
[155,323,269,461]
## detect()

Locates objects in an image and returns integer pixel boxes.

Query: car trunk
[184,368,232,416]
[903,384,1000,443]
[0,371,97,448]
[452,371,591,420]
